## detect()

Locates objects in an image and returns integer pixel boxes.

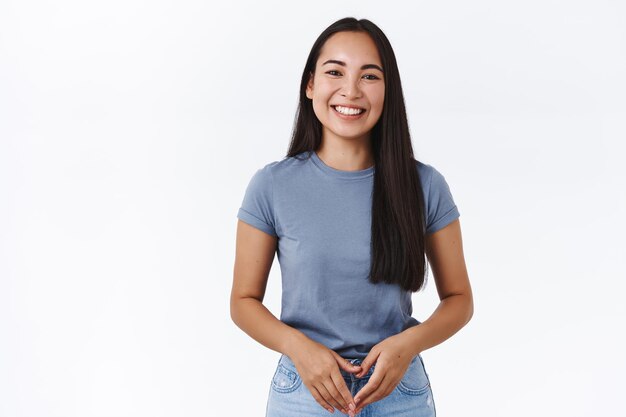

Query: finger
[330,371,356,411]
[343,362,363,374]
[309,384,336,414]
[334,353,362,374]
[354,371,384,406]
[356,352,379,378]
[317,382,346,414]
[354,375,392,414]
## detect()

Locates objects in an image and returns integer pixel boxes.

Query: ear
[305,72,314,99]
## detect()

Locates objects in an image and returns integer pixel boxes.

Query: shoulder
[254,151,312,180]
[415,159,460,234]
[257,151,310,172]
[415,159,456,198]
[415,159,438,189]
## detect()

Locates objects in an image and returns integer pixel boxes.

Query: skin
[231,30,474,416]
[350,219,472,414]
[306,31,384,171]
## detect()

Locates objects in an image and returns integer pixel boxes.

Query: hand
[352,333,415,415]
[289,337,362,415]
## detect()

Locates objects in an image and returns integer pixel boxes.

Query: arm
[399,218,474,357]
[231,220,361,414]
[230,219,308,356]
[350,218,473,413]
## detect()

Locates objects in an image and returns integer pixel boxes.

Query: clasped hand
[291,333,414,416]
[351,333,414,415]
[290,339,361,415]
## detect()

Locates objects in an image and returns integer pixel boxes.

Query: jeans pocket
[271,358,302,393]
[395,354,431,396]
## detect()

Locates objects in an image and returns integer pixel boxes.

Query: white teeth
[334,105,364,115]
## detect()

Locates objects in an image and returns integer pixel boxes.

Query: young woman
[231,17,473,417]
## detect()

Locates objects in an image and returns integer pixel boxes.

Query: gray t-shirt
[237,150,460,359]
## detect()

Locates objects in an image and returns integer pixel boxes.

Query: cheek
[314,82,334,103]
[310,83,329,102]
[311,98,331,122]
[372,90,385,110]
[363,85,384,111]
[368,90,385,122]
[311,98,329,116]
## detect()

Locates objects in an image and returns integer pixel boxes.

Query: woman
[231,17,473,417]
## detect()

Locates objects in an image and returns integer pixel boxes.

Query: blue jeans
[265,353,436,417]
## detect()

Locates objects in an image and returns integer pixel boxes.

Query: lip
[331,105,367,120]
[332,104,366,110]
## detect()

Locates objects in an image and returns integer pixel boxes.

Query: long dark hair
[286,17,428,293]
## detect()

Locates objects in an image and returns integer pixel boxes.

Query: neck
[316,133,374,171]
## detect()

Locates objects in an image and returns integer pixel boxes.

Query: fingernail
[355,397,360,404]
[349,403,355,411]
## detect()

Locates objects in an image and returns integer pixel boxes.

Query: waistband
[339,357,377,379]
[279,354,377,379]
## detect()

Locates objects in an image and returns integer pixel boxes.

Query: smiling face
[305,31,385,144]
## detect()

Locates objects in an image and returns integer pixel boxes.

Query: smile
[332,105,366,117]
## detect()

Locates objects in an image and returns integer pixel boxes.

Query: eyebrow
[322,59,384,73]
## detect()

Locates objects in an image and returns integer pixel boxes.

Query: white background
[1,1,625,416]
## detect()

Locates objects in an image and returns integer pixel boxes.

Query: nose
[340,75,363,99]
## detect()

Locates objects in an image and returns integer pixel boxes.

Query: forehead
[317,31,382,66]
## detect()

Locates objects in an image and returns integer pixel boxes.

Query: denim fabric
[265,354,436,417]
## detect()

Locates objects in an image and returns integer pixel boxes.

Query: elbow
[443,289,474,325]
[230,302,237,326]
[230,293,243,325]
[465,293,474,324]
[230,293,262,325]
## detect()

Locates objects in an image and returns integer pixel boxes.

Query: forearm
[230,297,310,357]
[401,293,473,357]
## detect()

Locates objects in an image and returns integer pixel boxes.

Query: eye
[326,70,342,76]
[363,74,380,80]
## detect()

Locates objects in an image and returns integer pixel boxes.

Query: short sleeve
[237,165,278,237]
[426,166,460,234]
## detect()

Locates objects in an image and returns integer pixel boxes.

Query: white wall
[1,1,624,416]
